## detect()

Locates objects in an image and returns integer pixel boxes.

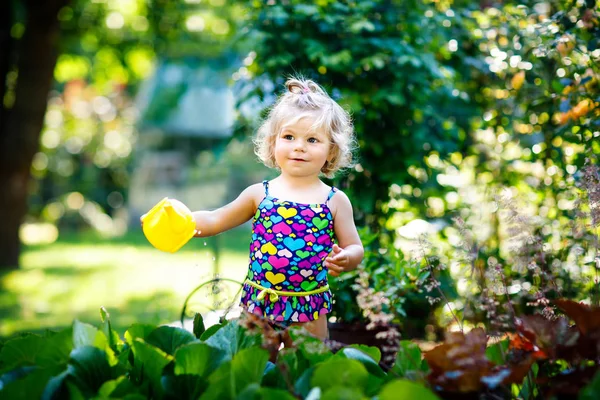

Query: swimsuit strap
[262,180,269,196]
[326,186,337,205]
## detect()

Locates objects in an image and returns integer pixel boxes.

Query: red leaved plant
[424,327,532,393]
[510,299,600,397]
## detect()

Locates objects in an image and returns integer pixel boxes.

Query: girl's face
[274,116,331,179]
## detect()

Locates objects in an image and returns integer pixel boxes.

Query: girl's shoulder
[328,187,353,218]
[239,182,270,211]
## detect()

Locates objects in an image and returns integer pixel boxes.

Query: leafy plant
[0,308,443,399]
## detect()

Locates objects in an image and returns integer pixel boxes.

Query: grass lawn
[0,226,251,338]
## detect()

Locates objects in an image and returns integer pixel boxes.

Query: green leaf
[391,341,423,378]
[294,366,315,399]
[198,347,269,400]
[98,375,142,398]
[200,324,223,341]
[193,314,206,339]
[230,347,269,393]
[72,320,108,350]
[99,307,123,353]
[0,367,57,400]
[322,385,366,400]
[349,20,376,33]
[161,373,208,400]
[341,347,386,378]
[311,358,369,392]
[41,369,70,400]
[579,369,600,399]
[379,380,440,399]
[37,328,73,368]
[198,361,233,400]
[262,351,297,390]
[174,342,226,378]
[131,338,173,397]
[236,383,297,400]
[124,324,155,346]
[68,346,115,397]
[485,340,508,365]
[146,326,197,356]
[205,321,261,361]
[0,335,45,372]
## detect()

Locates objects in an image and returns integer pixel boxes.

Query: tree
[0,0,250,268]
[0,0,70,269]
[240,0,482,236]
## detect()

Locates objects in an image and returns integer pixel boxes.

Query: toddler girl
[192,77,364,339]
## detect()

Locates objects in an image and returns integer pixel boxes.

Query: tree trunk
[0,0,68,269]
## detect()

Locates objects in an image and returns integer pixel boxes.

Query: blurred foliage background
[0,0,599,339]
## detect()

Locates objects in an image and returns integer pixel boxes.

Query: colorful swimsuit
[240,180,336,325]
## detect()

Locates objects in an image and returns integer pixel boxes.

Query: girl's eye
[283,134,294,140]
[308,137,318,143]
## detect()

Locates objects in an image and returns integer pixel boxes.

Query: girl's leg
[292,317,329,340]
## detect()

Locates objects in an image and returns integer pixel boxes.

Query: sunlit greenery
[0,229,249,337]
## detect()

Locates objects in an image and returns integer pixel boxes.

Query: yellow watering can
[141,198,197,253]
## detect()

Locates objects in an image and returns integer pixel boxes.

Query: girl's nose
[294,140,306,151]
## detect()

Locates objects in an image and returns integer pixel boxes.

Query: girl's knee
[294,318,328,340]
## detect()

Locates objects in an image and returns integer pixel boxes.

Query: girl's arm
[325,190,364,276]
[192,183,262,237]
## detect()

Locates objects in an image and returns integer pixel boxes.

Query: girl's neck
[273,173,322,189]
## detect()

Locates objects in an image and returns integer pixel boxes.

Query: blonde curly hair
[253,77,356,178]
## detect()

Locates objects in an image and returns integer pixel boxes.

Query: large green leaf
[97,375,145,399]
[0,367,57,400]
[199,347,270,400]
[204,321,261,361]
[378,380,440,399]
[131,338,173,397]
[41,370,70,400]
[161,373,208,400]
[72,320,108,350]
[262,351,298,390]
[348,344,381,363]
[341,347,386,378]
[198,361,233,400]
[236,383,297,400]
[230,347,270,394]
[174,342,226,378]
[322,386,367,400]
[124,324,156,346]
[311,358,369,393]
[37,328,74,368]
[145,326,197,356]
[67,346,115,397]
[0,335,45,372]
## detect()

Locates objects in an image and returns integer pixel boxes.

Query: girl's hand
[324,244,349,277]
